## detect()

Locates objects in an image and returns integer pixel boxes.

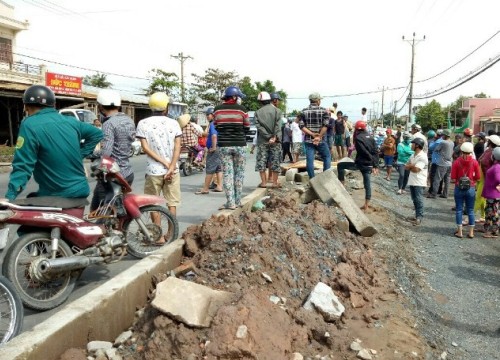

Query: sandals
[218,204,236,211]
[212,188,223,192]
[269,183,282,189]
[454,232,463,238]
[195,190,209,195]
[482,233,498,238]
[258,184,267,188]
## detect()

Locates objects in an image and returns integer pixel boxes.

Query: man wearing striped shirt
[299,92,331,178]
[91,89,136,211]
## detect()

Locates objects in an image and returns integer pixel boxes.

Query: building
[460,98,500,134]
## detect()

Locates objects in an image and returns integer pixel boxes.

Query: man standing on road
[136,92,182,217]
[427,129,453,199]
[195,106,223,195]
[337,120,379,211]
[410,123,428,154]
[291,115,303,163]
[406,137,428,226]
[255,91,283,188]
[91,89,136,211]
[282,119,293,163]
[6,85,103,201]
[333,110,347,160]
[299,92,331,179]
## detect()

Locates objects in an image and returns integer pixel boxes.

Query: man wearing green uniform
[5,85,103,201]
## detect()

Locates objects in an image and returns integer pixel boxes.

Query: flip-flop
[218,204,236,211]
[195,190,209,195]
[270,183,282,188]
[467,234,474,239]
[482,233,498,238]
[258,184,267,188]
[454,232,463,238]
[212,189,223,192]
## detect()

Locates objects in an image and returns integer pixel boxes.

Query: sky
[6,0,500,119]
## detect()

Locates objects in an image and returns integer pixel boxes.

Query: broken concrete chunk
[152,277,234,328]
[357,349,372,360]
[350,341,363,351]
[303,282,345,321]
[114,330,132,346]
[236,325,248,339]
[261,272,272,283]
[87,341,113,354]
[291,353,304,360]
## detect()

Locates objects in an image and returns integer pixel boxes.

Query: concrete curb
[0,239,184,360]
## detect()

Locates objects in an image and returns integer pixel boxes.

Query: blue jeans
[454,187,475,226]
[337,162,373,200]
[396,163,410,190]
[410,186,424,219]
[304,141,331,178]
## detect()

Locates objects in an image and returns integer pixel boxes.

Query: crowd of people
[5,84,500,240]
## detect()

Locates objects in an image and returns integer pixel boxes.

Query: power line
[415,30,499,83]
[13,52,149,81]
[413,55,500,99]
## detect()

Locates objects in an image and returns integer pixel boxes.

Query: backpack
[458,161,473,191]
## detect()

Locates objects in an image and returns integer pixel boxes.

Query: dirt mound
[95,190,427,360]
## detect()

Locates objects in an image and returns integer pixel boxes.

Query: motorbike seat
[13,197,89,209]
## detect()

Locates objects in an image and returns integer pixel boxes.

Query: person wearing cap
[428,129,454,199]
[473,132,486,160]
[405,137,428,226]
[450,142,480,238]
[480,147,500,238]
[91,89,136,211]
[136,92,182,219]
[395,131,414,194]
[428,129,443,196]
[195,106,223,195]
[381,128,396,181]
[298,92,331,178]
[6,85,103,201]
[214,86,250,210]
[410,123,428,153]
[475,134,500,223]
[254,91,283,188]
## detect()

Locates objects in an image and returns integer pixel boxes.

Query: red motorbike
[0,156,178,311]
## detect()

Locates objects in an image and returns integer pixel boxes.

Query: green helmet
[427,130,436,139]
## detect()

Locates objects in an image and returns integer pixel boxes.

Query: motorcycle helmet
[97,89,121,106]
[427,130,436,139]
[204,106,214,115]
[355,120,367,130]
[411,123,422,131]
[403,131,412,140]
[149,92,169,111]
[257,91,271,101]
[23,85,56,107]
[460,142,473,154]
[464,128,473,137]
[222,86,246,100]
[493,147,500,161]
[411,137,425,149]
[270,92,282,101]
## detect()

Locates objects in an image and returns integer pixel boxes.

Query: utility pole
[170,52,193,103]
[380,86,385,123]
[402,33,425,129]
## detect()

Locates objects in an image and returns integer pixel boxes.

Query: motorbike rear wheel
[2,232,77,311]
[124,205,179,259]
[0,275,23,344]
[182,157,193,176]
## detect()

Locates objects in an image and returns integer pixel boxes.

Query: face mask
[237,97,242,105]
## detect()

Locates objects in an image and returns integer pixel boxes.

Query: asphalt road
[0,150,261,333]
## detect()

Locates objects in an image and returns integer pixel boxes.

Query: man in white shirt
[405,137,428,226]
[136,92,182,217]
[291,116,303,163]
[411,123,428,154]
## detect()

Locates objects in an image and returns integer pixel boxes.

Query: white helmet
[257,91,271,101]
[97,89,121,106]
[460,142,473,154]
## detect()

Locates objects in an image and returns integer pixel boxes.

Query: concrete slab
[309,169,377,237]
[0,240,184,360]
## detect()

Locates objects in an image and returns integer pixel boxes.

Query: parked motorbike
[0,275,23,344]
[0,156,178,311]
[178,146,204,176]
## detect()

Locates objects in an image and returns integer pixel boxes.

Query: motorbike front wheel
[2,232,77,311]
[182,157,193,176]
[0,275,23,344]
[124,205,179,259]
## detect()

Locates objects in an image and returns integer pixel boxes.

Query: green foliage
[145,69,180,96]
[415,100,446,131]
[83,73,112,88]
[474,92,488,98]
[190,68,239,106]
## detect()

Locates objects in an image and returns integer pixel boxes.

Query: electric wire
[416,30,499,83]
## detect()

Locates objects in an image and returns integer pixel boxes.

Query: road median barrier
[0,239,184,360]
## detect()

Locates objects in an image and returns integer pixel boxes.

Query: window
[0,38,13,64]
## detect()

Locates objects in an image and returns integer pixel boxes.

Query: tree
[240,78,287,113]
[83,72,111,88]
[474,92,488,98]
[191,68,239,105]
[145,69,180,96]
[443,95,470,128]
[414,100,445,131]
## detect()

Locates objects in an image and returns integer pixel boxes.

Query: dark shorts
[384,155,394,166]
[255,143,281,172]
[334,134,344,146]
[205,150,222,174]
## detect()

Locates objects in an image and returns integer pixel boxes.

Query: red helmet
[386,128,392,135]
[355,120,367,130]
[464,128,473,136]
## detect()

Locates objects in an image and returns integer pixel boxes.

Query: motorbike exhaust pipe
[37,256,104,276]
